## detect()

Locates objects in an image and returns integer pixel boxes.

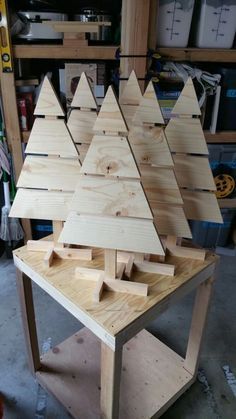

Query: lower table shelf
[37,328,194,419]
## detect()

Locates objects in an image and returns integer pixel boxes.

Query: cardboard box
[65,63,97,107]
[60,63,106,108]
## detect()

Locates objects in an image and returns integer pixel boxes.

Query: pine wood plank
[129,125,173,166]
[151,202,192,238]
[34,76,65,117]
[120,104,137,129]
[167,246,206,261]
[104,249,117,279]
[181,189,223,223]
[120,0,150,93]
[184,278,214,376]
[140,165,183,205]
[17,156,81,191]
[10,189,73,221]
[68,109,97,144]
[93,275,105,303]
[71,72,97,109]
[135,260,175,276]
[71,176,152,219]
[76,143,89,163]
[81,135,140,179]
[119,70,142,106]
[59,213,165,255]
[165,118,209,155]
[171,77,201,116]
[173,155,216,191]
[133,81,164,125]
[16,270,41,375]
[25,118,78,158]
[93,86,128,134]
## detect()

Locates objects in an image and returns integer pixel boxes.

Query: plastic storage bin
[195,1,236,48]
[190,209,235,248]
[156,0,195,47]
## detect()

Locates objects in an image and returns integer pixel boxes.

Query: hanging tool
[0,0,13,72]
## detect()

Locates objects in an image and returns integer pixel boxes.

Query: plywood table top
[14,245,217,350]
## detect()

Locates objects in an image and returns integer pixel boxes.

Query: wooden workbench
[14,245,218,418]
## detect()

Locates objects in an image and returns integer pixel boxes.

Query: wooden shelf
[13,44,117,60]
[205,131,236,143]
[156,48,236,62]
[37,328,194,419]
[218,199,236,209]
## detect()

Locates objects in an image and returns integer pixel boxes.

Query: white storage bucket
[156,0,195,47]
[195,1,236,48]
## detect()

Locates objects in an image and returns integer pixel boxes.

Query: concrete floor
[0,253,235,419]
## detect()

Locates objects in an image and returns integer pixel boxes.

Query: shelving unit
[156,47,236,63]
[204,131,236,143]
[13,45,117,60]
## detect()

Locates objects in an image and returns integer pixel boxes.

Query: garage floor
[0,252,235,419]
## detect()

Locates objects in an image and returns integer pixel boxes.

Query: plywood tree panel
[60,85,170,302]
[165,77,222,225]
[67,72,98,162]
[25,118,78,158]
[10,76,91,267]
[119,71,142,129]
[34,76,65,117]
[81,135,140,178]
[94,86,128,134]
[171,77,201,116]
[133,80,164,125]
[165,118,208,155]
[119,70,143,106]
[129,125,173,167]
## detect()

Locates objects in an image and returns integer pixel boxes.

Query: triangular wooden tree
[10,76,92,266]
[67,72,98,162]
[165,77,223,258]
[119,70,142,128]
[59,86,173,302]
[171,77,201,116]
[128,80,192,250]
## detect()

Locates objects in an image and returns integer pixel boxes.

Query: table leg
[100,342,123,419]
[16,268,41,375]
[184,276,214,377]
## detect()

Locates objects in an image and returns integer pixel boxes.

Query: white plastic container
[156,0,195,47]
[196,1,236,48]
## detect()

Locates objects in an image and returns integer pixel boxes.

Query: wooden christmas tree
[67,72,98,162]
[127,79,192,254]
[165,78,222,223]
[10,76,92,266]
[59,86,172,302]
[165,77,222,257]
